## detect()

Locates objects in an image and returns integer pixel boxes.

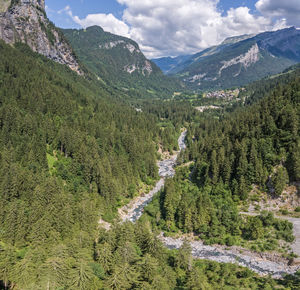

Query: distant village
[204,88,242,100]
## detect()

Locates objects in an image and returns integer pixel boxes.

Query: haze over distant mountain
[152,34,256,74]
[154,27,300,90]
[152,55,191,74]
[63,26,179,97]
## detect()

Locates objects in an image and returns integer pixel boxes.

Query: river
[100,129,300,278]
[160,235,299,278]
[119,130,187,222]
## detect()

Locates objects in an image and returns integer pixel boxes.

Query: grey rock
[119,130,187,222]
[0,0,82,74]
[160,234,300,278]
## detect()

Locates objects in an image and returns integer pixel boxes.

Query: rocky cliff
[0,0,82,74]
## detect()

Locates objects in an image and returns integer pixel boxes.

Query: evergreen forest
[0,22,300,290]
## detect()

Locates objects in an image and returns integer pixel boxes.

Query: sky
[45,0,300,58]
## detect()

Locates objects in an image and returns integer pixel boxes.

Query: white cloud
[72,13,130,36]
[256,0,300,27]
[60,6,130,37]
[60,0,298,58]
[116,0,278,57]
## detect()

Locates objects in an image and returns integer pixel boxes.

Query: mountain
[152,35,255,74]
[221,34,256,45]
[152,55,191,74]
[63,26,179,98]
[161,27,300,90]
[0,0,81,74]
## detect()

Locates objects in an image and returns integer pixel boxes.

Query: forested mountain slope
[0,39,294,290]
[144,66,300,250]
[152,35,255,74]
[0,2,299,288]
[0,39,164,287]
[161,27,300,90]
[63,26,180,98]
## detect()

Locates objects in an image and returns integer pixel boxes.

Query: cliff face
[0,0,82,74]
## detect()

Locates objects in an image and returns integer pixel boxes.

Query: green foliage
[272,166,289,196]
[0,40,162,288]
[187,67,300,199]
[0,20,299,290]
[62,26,180,99]
[145,166,294,249]
[92,221,287,289]
[169,28,300,90]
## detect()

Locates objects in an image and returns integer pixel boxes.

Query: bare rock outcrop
[0,0,82,74]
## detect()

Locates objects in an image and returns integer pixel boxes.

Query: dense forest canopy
[143,67,300,252]
[0,23,300,290]
[62,26,180,99]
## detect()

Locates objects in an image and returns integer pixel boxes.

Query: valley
[98,130,300,278]
[0,1,299,289]
[119,130,187,223]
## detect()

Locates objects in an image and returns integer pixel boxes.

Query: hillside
[158,27,300,90]
[0,2,300,289]
[152,34,255,74]
[0,39,168,287]
[143,65,300,259]
[0,0,82,73]
[63,26,180,98]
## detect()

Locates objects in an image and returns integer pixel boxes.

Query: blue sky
[46,1,124,28]
[46,0,258,29]
[45,0,299,57]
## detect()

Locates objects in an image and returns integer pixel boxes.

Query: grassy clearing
[46,153,56,172]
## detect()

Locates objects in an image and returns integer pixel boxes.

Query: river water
[104,129,300,277]
[160,235,299,278]
[119,130,187,222]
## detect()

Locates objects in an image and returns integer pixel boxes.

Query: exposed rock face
[0,0,82,74]
[219,43,260,77]
[99,38,153,75]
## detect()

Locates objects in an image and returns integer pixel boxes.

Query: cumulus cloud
[60,6,130,37]
[116,0,277,57]
[61,0,298,58]
[256,0,300,27]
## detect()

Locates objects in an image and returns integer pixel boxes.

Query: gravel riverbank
[119,130,187,222]
[160,234,300,278]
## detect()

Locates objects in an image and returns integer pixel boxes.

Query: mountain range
[0,0,177,98]
[62,26,179,98]
[1,1,299,93]
[0,1,300,289]
[153,28,300,90]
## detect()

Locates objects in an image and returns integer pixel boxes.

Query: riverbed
[100,130,300,278]
[119,130,187,222]
[160,234,299,278]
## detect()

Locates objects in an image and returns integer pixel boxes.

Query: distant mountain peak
[221,34,256,45]
[154,28,300,90]
[0,0,82,74]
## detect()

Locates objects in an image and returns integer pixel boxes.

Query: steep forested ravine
[99,130,300,278]
[118,130,187,222]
